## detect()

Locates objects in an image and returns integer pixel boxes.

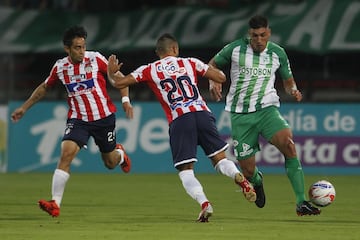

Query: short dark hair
[62,25,87,47]
[248,15,269,29]
[155,33,177,55]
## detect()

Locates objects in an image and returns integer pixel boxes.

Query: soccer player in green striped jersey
[208,15,320,216]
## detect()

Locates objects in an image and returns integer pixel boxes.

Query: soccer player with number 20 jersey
[107,33,256,222]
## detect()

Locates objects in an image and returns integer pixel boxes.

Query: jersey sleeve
[44,63,59,87]
[276,48,293,80]
[94,52,108,75]
[190,57,209,76]
[130,65,150,83]
[214,42,235,68]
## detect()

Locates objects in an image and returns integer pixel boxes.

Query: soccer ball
[308,180,336,207]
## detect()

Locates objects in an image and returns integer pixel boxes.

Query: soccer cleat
[254,171,266,208]
[197,201,213,222]
[38,199,60,217]
[235,173,256,202]
[116,144,131,173]
[296,201,321,216]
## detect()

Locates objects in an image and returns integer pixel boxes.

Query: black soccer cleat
[296,201,321,216]
[254,171,266,208]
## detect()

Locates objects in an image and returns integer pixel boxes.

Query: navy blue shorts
[169,111,228,168]
[62,113,116,153]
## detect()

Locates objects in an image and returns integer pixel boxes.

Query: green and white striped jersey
[214,38,293,113]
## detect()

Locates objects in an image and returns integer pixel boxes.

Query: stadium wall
[5,102,360,175]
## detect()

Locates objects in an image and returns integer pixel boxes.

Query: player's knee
[176,162,193,171]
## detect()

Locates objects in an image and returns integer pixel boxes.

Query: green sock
[248,167,262,187]
[285,157,306,205]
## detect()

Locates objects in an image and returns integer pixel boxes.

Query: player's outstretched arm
[206,57,225,102]
[11,82,48,122]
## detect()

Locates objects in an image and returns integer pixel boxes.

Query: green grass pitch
[0,173,359,240]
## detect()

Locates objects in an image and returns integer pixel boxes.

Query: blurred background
[1,0,359,173]
[0,0,359,103]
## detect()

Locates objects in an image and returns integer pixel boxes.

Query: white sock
[52,169,70,207]
[214,159,240,179]
[178,169,208,205]
[116,148,124,165]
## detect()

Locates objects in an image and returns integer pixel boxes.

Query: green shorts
[231,106,290,160]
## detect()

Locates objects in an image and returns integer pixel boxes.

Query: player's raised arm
[107,54,137,89]
[107,54,122,87]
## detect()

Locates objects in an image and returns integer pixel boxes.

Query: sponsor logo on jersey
[157,63,186,75]
[170,99,205,111]
[240,67,271,77]
[66,78,95,96]
[70,74,86,82]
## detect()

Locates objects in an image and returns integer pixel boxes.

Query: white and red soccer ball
[309,180,336,207]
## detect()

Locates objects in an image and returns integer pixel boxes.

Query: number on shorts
[107,131,115,142]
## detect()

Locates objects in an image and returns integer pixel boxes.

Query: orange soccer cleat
[116,144,131,173]
[38,199,60,217]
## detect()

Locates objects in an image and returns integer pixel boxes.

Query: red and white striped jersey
[45,51,116,122]
[131,56,211,123]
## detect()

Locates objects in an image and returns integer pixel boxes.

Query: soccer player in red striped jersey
[107,33,256,222]
[11,26,133,217]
